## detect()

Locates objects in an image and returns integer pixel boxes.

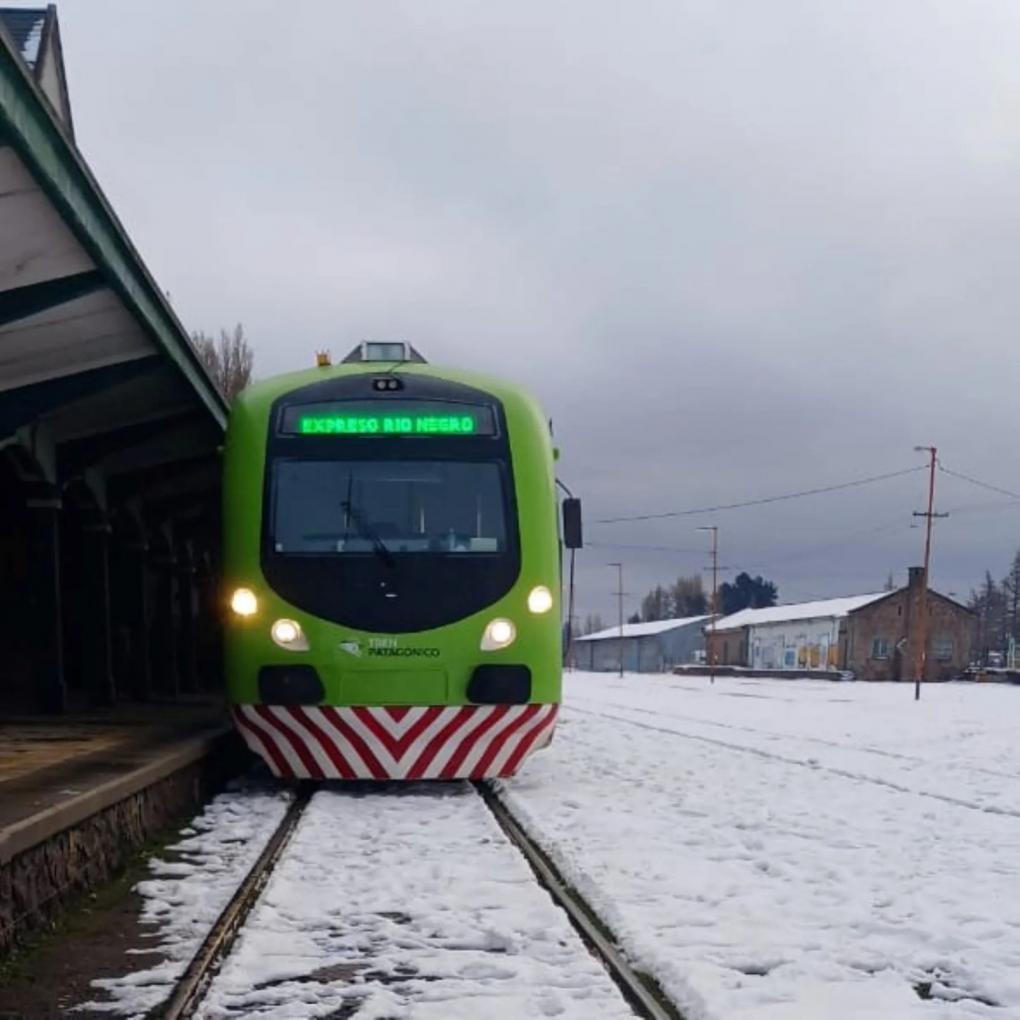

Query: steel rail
[154,785,314,1020]
[476,782,684,1020]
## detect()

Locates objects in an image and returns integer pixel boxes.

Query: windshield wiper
[341,500,395,568]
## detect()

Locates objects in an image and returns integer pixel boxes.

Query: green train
[223,342,581,780]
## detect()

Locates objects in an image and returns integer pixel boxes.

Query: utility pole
[912,446,948,701]
[698,526,719,684]
[608,562,624,677]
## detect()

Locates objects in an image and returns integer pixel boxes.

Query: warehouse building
[710,592,886,671]
[575,616,708,673]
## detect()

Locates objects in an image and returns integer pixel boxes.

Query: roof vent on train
[341,341,427,364]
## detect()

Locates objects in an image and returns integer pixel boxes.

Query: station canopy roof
[0,9,225,507]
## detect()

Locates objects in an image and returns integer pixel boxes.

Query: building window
[871,637,889,660]
[933,637,954,662]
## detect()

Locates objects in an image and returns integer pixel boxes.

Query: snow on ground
[500,672,1020,1020]
[198,783,634,1019]
[78,674,1020,1018]
[79,781,293,1018]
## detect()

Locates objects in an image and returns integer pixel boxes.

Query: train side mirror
[562,498,583,549]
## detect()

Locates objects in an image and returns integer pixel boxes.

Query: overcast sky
[22,0,1020,620]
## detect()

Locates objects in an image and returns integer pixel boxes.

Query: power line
[591,502,1014,569]
[943,497,1020,516]
[587,541,706,555]
[591,516,914,573]
[594,465,926,524]
[938,463,1020,502]
[734,518,914,575]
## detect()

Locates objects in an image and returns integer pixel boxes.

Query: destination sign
[280,400,496,437]
[299,414,477,436]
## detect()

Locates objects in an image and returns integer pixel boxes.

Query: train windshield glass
[270,460,509,555]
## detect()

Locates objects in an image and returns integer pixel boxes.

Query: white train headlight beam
[481,618,516,651]
[230,587,258,617]
[271,618,309,651]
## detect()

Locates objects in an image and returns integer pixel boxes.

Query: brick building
[709,568,974,680]
[710,593,887,670]
[844,567,974,681]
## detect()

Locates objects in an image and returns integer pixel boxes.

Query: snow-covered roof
[712,593,889,631]
[577,615,710,642]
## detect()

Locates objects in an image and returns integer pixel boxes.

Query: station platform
[0,699,240,954]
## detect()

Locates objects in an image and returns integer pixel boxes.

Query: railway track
[476,782,682,1020]
[150,782,683,1020]
[153,786,314,1020]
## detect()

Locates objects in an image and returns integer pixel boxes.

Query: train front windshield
[271,460,509,556]
[262,392,521,629]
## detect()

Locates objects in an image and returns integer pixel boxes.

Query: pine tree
[718,572,779,615]
[1002,550,1020,644]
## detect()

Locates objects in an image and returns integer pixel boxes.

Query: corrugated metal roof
[713,593,889,631]
[0,8,47,69]
[577,615,711,642]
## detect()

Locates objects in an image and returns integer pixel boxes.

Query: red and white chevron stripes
[232,702,559,780]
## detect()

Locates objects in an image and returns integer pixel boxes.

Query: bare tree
[191,323,254,402]
[640,584,671,622]
[670,574,708,616]
[638,575,709,620]
[969,571,1006,664]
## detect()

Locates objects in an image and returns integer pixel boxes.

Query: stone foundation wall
[0,738,242,955]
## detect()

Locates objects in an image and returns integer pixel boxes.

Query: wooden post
[26,488,65,714]
[152,529,179,698]
[124,525,152,701]
[81,510,115,706]
[176,540,198,693]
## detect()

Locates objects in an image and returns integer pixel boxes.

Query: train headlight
[271,618,309,650]
[481,617,516,651]
[230,587,258,617]
[527,585,554,614]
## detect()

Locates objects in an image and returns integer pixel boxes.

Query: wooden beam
[57,409,199,477]
[0,355,162,438]
[0,269,104,327]
[93,421,216,477]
